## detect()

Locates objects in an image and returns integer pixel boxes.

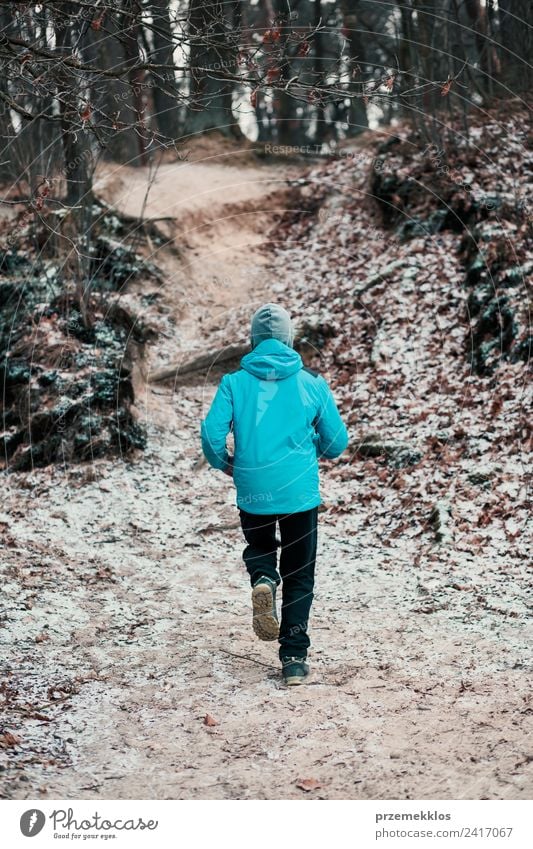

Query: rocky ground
[0,120,531,800]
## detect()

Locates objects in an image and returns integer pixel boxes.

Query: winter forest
[0,0,531,804]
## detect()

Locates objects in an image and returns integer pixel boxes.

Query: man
[201,304,348,685]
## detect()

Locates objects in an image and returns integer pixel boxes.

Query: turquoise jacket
[200,339,348,515]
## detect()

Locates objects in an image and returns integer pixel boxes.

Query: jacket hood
[241,338,302,380]
[250,303,294,349]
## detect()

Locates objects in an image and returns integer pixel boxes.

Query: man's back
[201,338,348,514]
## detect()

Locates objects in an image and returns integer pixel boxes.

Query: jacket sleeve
[200,375,233,470]
[315,378,348,459]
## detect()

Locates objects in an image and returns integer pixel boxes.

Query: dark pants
[239,507,318,660]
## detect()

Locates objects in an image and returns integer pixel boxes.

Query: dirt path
[1,154,531,800]
[94,154,292,353]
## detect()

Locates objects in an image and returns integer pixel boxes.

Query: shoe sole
[251,584,279,641]
[283,675,307,686]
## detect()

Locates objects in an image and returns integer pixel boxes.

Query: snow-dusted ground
[1,144,531,800]
[1,401,530,800]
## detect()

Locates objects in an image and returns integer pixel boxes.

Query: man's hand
[223,456,234,478]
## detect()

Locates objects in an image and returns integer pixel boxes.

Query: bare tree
[148,0,183,139]
[185,0,240,137]
[498,0,533,91]
[339,0,368,136]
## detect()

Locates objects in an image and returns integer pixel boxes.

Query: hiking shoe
[251,577,279,641]
[282,657,309,686]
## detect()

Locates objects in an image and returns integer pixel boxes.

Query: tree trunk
[313,0,326,144]
[54,9,94,322]
[464,0,501,98]
[54,18,92,209]
[121,0,149,165]
[414,0,439,115]
[85,10,141,164]
[340,0,368,136]
[272,0,297,145]
[498,0,533,91]
[0,4,17,183]
[149,0,182,139]
[185,0,239,137]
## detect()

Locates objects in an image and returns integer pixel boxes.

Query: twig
[218,648,277,670]
[354,259,406,298]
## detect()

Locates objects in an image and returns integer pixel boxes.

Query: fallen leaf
[35,632,50,643]
[505,518,520,539]
[91,12,105,31]
[203,713,218,727]
[296,777,322,792]
[0,732,21,748]
[266,66,280,83]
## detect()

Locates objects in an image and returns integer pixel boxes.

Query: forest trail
[1,152,531,801]
[95,152,294,353]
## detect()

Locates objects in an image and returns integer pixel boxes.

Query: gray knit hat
[250,303,295,349]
